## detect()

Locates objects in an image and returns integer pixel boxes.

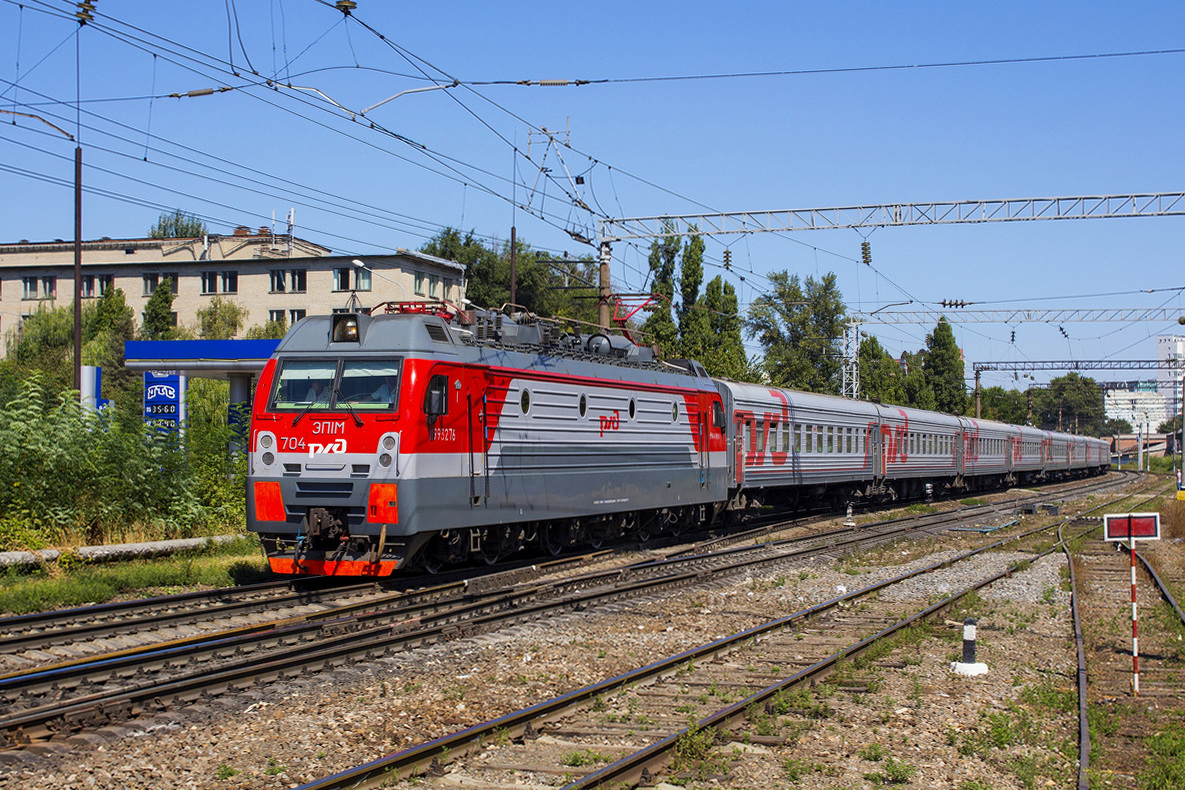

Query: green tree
[640,229,681,355]
[1104,417,1134,434]
[698,275,751,380]
[1157,415,1182,435]
[676,234,714,363]
[900,350,936,410]
[977,385,1027,424]
[196,296,248,339]
[746,271,846,393]
[245,317,289,339]
[858,335,903,404]
[140,279,176,340]
[149,209,206,239]
[419,228,599,326]
[923,319,967,414]
[1033,373,1104,434]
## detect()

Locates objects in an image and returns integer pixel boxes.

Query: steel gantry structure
[970,358,1185,419]
[842,308,1185,400]
[597,192,1185,244]
[591,190,1185,405]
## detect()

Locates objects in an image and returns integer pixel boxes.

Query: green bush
[0,374,245,550]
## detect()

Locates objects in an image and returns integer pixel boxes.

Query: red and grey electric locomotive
[246,302,1110,576]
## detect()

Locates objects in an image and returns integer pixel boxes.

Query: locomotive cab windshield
[270,359,402,411]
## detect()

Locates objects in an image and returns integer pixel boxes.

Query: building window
[41,276,56,298]
[290,269,307,293]
[22,276,38,300]
[81,274,96,298]
[354,268,371,292]
[221,271,238,294]
[143,273,158,295]
[334,268,357,291]
[201,271,218,294]
[97,274,113,296]
[414,272,425,295]
[269,269,286,293]
[268,310,286,323]
[289,308,306,323]
[162,274,179,294]
[428,275,438,299]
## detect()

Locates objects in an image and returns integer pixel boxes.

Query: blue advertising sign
[144,371,182,425]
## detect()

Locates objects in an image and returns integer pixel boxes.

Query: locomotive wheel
[480,527,510,565]
[420,550,445,574]
[541,524,565,556]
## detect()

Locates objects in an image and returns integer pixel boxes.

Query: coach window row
[898,431,952,457]
[966,436,1010,457]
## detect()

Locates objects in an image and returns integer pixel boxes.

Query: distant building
[1104,384,1168,431]
[1158,334,1185,421]
[0,226,466,353]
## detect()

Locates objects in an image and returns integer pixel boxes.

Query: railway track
[0,474,1131,753]
[293,500,1128,789]
[1068,484,1185,788]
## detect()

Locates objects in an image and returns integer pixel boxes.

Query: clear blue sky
[2,1,1182,389]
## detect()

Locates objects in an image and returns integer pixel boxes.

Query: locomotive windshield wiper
[292,385,329,426]
[334,387,365,428]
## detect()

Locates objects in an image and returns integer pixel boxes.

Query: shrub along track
[1071,488,1185,789]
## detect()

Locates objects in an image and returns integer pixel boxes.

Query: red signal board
[1104,513,1161,542]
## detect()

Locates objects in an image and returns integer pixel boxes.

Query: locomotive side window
[579,394,588,418]
[520,389,531,414]
[271,360,337,410]
[671,402,679,423]
[425,375,449,416]
[712,401,725,429]
[338,361,401,409]
[628,398,637,420]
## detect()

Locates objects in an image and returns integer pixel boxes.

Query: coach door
[868,423,884,481]
[734,415,749,487]
[694,398,709,489]
[465,370,491,507]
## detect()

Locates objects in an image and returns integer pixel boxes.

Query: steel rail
[293,489,1132,790]
[0,488,1033,747]
[569,487,1146,789]
[1059,520,1092,790]
[0,473,1138,750]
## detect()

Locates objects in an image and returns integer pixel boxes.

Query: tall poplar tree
[641,227,681,355]
[676,233,711,362]
[699,275,749,380]
[858,335,904,404]
[923,319,967,414]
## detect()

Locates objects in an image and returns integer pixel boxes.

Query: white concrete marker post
[951,617,989,677]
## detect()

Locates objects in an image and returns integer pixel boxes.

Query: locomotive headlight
[382,435,396,450]
[379,453,392,467]
[259,433,273,449]
[262,452,275,466]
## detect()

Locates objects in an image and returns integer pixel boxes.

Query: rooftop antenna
[286,208,295,254]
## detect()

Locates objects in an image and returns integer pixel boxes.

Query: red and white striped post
[1104,513,1159,699]
[1130,534,1139,697]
